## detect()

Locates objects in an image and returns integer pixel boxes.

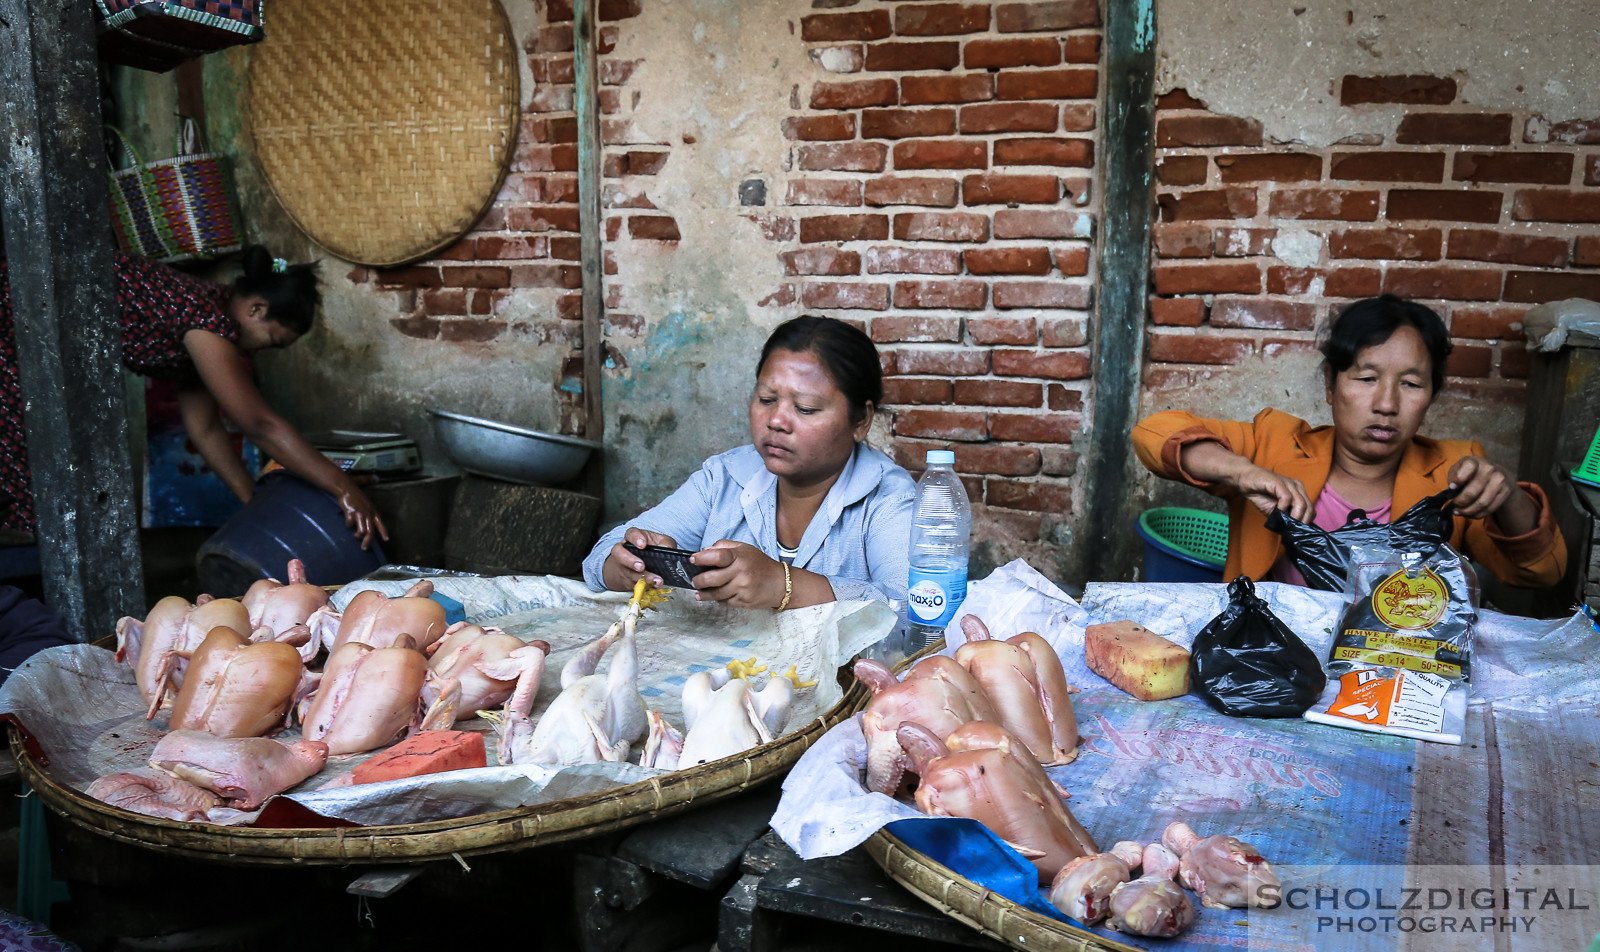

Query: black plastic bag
[1190,577,1327,718]
[1264,488,1460,592]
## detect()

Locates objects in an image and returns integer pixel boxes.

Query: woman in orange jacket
[1133,295,1565,588]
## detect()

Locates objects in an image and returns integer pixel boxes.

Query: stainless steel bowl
[428,409,601,486]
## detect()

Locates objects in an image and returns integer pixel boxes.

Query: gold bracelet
[777,561,793,611]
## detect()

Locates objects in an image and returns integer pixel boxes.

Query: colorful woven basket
[95,0,264,73]
[108,122,244,264]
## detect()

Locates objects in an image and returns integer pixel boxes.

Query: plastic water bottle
[907,450,971,649]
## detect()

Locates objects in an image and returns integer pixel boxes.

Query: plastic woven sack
[1263,488,1459,592]
[1190,577,1327,718]
[108,121,243,263]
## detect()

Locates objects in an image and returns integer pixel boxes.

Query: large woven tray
[10,679,868,867]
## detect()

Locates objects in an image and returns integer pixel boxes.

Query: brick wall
[764,0,1104,574]
[1148,75,1600,411]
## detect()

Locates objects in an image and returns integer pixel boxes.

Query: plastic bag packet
[1190,577,1328,718]
[1263,488,1459,592]
[1303,539,1478,745]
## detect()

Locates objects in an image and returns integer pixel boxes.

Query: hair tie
[271,257,288,274]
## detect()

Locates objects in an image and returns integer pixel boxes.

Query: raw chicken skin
[952,615,1058,764]
[149,730,328,809]
[942,721,1096,856]
[244,559,330,638]
[855,656,999,796]
[640,710,684,770]
[313,581,447,655]
[898,722,1093,884]
[678,677,771,767]
[1005,631,1080,764]
[1050,854,1131,924]
[498,616,646,766]
[117,596,250,706]
[1164,821,1281,909]
[87,768,222,822]
[1106,875,1196,937]
[301,638,429,755]
[421,624,548,723]
[164,626,304,737]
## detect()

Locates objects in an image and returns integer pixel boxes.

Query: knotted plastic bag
[1263,488,1459,592]
[1190,577,1327,718]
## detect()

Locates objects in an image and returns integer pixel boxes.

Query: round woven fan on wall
[248,0,519,267]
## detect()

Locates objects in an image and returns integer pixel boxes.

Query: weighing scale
[306,430,421,477]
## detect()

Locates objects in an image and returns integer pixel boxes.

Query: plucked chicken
[855,655,1000,796]
[158,625,306,736]
[677,664,808,768]
[241,559,330,639]
[87,768,222,822]
[117,595,251,707]
[420,623,549,724]
[149,730,328,809]
[312,580,447,655]
[942,721,1094,856]
[299,632,429,755]
[952,615,1075,765]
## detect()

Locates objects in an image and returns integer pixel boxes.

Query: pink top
[1268,482,1392,586]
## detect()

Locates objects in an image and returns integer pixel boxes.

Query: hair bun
[239,245,275,280]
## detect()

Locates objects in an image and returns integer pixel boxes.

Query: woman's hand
[691,540,786,609]
[1448,456,1536,533]
[1181,441,1311,520]
[602,527,678,591]
[335,483,389,551]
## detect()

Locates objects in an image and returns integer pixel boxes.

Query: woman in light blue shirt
[584,316,915,608]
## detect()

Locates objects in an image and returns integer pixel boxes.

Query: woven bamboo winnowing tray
[248,0,519,267]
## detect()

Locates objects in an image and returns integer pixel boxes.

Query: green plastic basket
[1138,507,1229,567]
[1574,425,1600,489]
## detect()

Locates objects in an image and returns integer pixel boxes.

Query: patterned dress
[0,252,237,533]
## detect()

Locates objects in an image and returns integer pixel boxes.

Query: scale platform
[306,430,421,476]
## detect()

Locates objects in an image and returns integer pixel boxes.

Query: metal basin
[428,409,601,486]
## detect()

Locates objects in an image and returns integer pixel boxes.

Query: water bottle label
[907,568,967,627]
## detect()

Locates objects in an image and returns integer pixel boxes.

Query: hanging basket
[107,121,244,264]
[95,0,265,73]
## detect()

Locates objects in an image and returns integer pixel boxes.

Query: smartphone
[623,541,706,589]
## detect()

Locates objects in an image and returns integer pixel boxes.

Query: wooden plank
[1083,0,1158,585]
[0,0,146,640]
[573,0,606,505]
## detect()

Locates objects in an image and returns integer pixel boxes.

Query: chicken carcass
[942,721,1095,856]
[639,710,684,770]
[300,634,429,755]
[242,559,330,638]
[1163,821,1281,909]
[149,730,328,810]
[677,676,771,767]
[952,615,1067,765]
[1005,630,1080,764]
[159,625,306,737]
[898,722,1093,884]
[87,768,222,822]
[312,580,447,655]
[855,655,1000,796]
[116,595,251,707]
[496,615,646,766]
[1050,853,1132,924]
[420,624,549,725]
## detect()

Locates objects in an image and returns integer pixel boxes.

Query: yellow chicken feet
[774,664,818,689]
[726,657,769,681]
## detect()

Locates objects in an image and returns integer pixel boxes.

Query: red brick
[872,315,963,342]
[960,102,1059,134]
[1156,155,1208,186]
[952,443,1042,475]
[864,41,962,72]
[1447,229,1569,267]
[811,79,899,109]
[864,176,960,207]
[986,478,1073,512]
[1498,345,1531,379]
[993,281,1090,309]
[993,137,1093,167]
[1575,235,1600,267]
[1268,188,1380,221]
[892,347,991,376]
[1045,386,1083,413]
[440,266,510,289]
[1339,75,1457,106]
[422,288,467,314]
[895,3,990,35]
[1151,297,1205,326]
[995,68,1097,101]
[1053,245,1089,276]
[1062,34,1099,63]
[1449,306,1525,340]
[375,266,442,288]
[962,173,1059,204]
[902,73,995,104]
[782,114,857,141]
[625,216,679,241]
[894,212,989,242]
[786,179,863,206]
[801,281,890,310]
[1329,151,1446,183]
[1149,332,1253,365]
[781,248,862,276]
[599,60,641,86]
[1156,115,1262,147]
[802,10,892,41]
[995,0,1099,31]
[1153,223,1213,258]
[1062,105,1097,135]
[1153,263,1262,295]
[964,247,1053,275]
[865,247,964,274]
[861,108,957,139]
[968,316,1037,345]
[598,0,641,20]
[1589,155,1600,186]
[1212,227,1277,257]
[798,142,889,172]
[431,238,476,261]
[799,214,890,243]
[1453,152,1574,185]
[1266,266,1316,295]
[1211,298,1317,330]
[883,378,955,404]
[1215,153,1322,183]
[1503,271,1600,303]
[988,412,1078,443]
[1445,345,1492,378]
[505,206,582,233]
[505,264,580,288]
[964,38,1061,69]
[894,409,988,440]
[390,313,440,339]
[545,175,579,203]
[1538,118,1600,145]
[894,139,988,170]
[1382,266,1502,301]
[1325,268,1383,298]
[1388,189,1502,223]
[1512,189,1600,223]
[438,319,507,343]
[993,209,1090,238]
[1041,318,1086,347]
[1157,88,1206,110]
[1396,113,1513,146]
[808,44,864,74]
[1158,188,1259,221]
[1328,227,1444,260]
[895,280,986,309]
[954,380,1044,410]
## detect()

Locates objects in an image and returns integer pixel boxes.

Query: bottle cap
[925,449,955,465]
